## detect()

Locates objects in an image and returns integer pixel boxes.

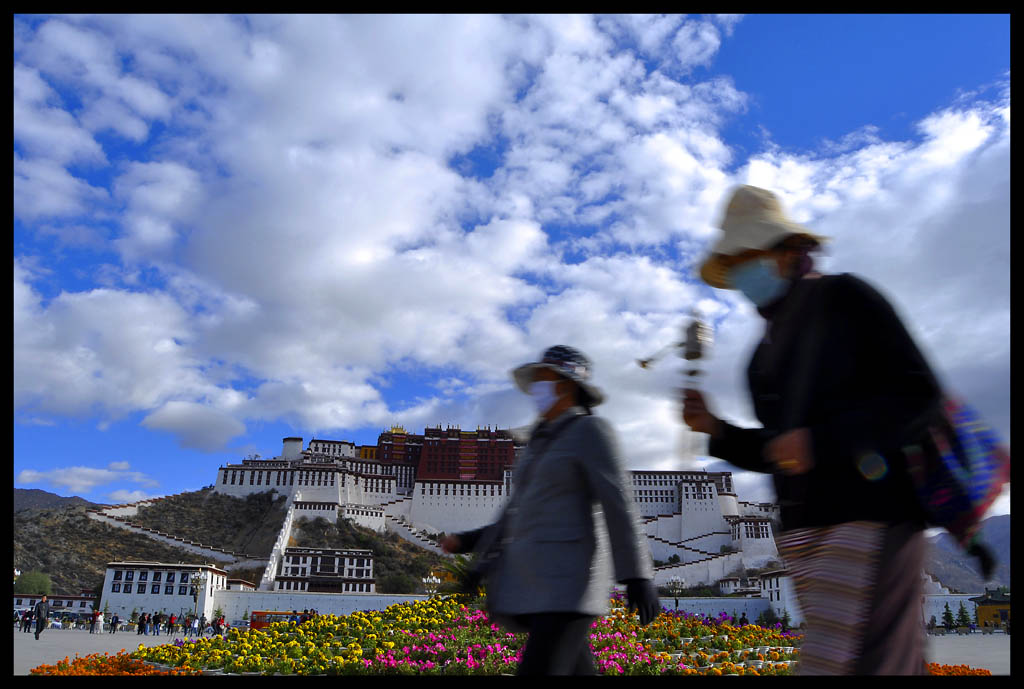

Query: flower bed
[29,652,200,676]
[926,663,993,676]
[27,596,994,675]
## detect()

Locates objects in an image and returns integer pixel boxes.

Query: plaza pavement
[13,625,201,675]
[13,626,1010,675]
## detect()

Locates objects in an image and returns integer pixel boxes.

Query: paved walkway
[13,626,202,675]
[924,632,1010,675]
[13,627,1010,675]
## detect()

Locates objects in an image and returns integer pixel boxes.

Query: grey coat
[457,408,653,623]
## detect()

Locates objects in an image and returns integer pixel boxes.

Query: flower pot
[745,660,764,669]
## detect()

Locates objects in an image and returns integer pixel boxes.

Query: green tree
[956,602,972,628]
[377,572,418,593]
[780,608,791,632]
[13,570,52,595]
[756,607,780,628]
[942,602,955,630]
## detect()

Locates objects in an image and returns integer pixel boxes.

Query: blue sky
[13,14,1009,518]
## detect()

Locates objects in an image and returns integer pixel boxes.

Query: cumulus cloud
[11,14,1009,523]
[141,401,247,451]
[17,462,159,494]
[108,489,164,503]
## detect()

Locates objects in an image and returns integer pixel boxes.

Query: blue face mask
[729,258,790,307]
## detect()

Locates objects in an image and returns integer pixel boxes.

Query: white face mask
[528,380,561,415]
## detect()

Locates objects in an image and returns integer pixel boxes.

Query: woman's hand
[439,534,461,554]
[765,428,814,475]
[682,388,723,438]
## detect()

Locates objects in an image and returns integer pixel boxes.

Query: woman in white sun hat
[684,185,943,675]
[441,345,659,675]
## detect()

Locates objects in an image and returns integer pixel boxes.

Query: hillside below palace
[215,428,782,590]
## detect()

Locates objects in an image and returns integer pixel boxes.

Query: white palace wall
[210,590,434,621]
[409,480,507,535]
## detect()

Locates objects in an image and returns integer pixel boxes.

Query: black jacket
[34,600,49,622]
[708,273,941,531]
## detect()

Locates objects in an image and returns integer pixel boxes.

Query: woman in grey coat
[441,345,660,675]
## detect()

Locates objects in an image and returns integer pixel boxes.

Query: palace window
[123,583,132,594]
[111,583,120,593]
[165,585,174,595]
[125,571,134,581]
[153,571,162,582]
[113,571,123,581]
[179,586,188,595]
[152,584,161,594]
[139,571,148,582]
[167,572,175,583]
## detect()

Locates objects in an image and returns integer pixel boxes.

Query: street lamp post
[189,571,209,623]
[668,576,685,611]
[422,574,441,598]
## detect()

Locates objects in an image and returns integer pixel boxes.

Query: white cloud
[670,19,722,72]
[141,401,246,452]
[14,155,109,221]
[107,489,163,503]
[13,65,107,166]
[11,10,1009,523]
[17,462,159,494]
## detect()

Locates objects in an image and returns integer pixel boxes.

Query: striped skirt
[776,520,927,675]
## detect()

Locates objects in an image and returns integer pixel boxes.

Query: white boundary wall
[212,590,433,621]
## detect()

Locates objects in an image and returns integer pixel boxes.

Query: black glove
[967,540,996,581]
[624,578,660,626]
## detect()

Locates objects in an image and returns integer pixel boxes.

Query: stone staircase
[384,514,450,557]
[86,496,267,567]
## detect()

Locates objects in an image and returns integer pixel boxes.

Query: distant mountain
[923,515,1011,593]
[14,488,107,513]
[13,487,444,597]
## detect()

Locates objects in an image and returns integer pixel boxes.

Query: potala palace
[78,429,982,628]
[210,431,782,593]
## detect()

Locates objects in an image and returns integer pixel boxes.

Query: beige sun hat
[699,185,829,289]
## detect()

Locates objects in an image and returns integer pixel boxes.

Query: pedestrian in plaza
[441,345,659,676]
[289,610,299,624]
[33,595,49,640]
[191,615,200,637]
[111,613,119,634]
[136,611,145,635]
[739,612,749,627]
[168,613,177,636]
[685,184,943,675]
[146,612,153,635]
[20,609,30,633]
[89,609,98,633]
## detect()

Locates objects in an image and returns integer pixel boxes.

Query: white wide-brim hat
[699,185,829,289]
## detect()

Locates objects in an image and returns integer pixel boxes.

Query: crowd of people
[14,604,233,638]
